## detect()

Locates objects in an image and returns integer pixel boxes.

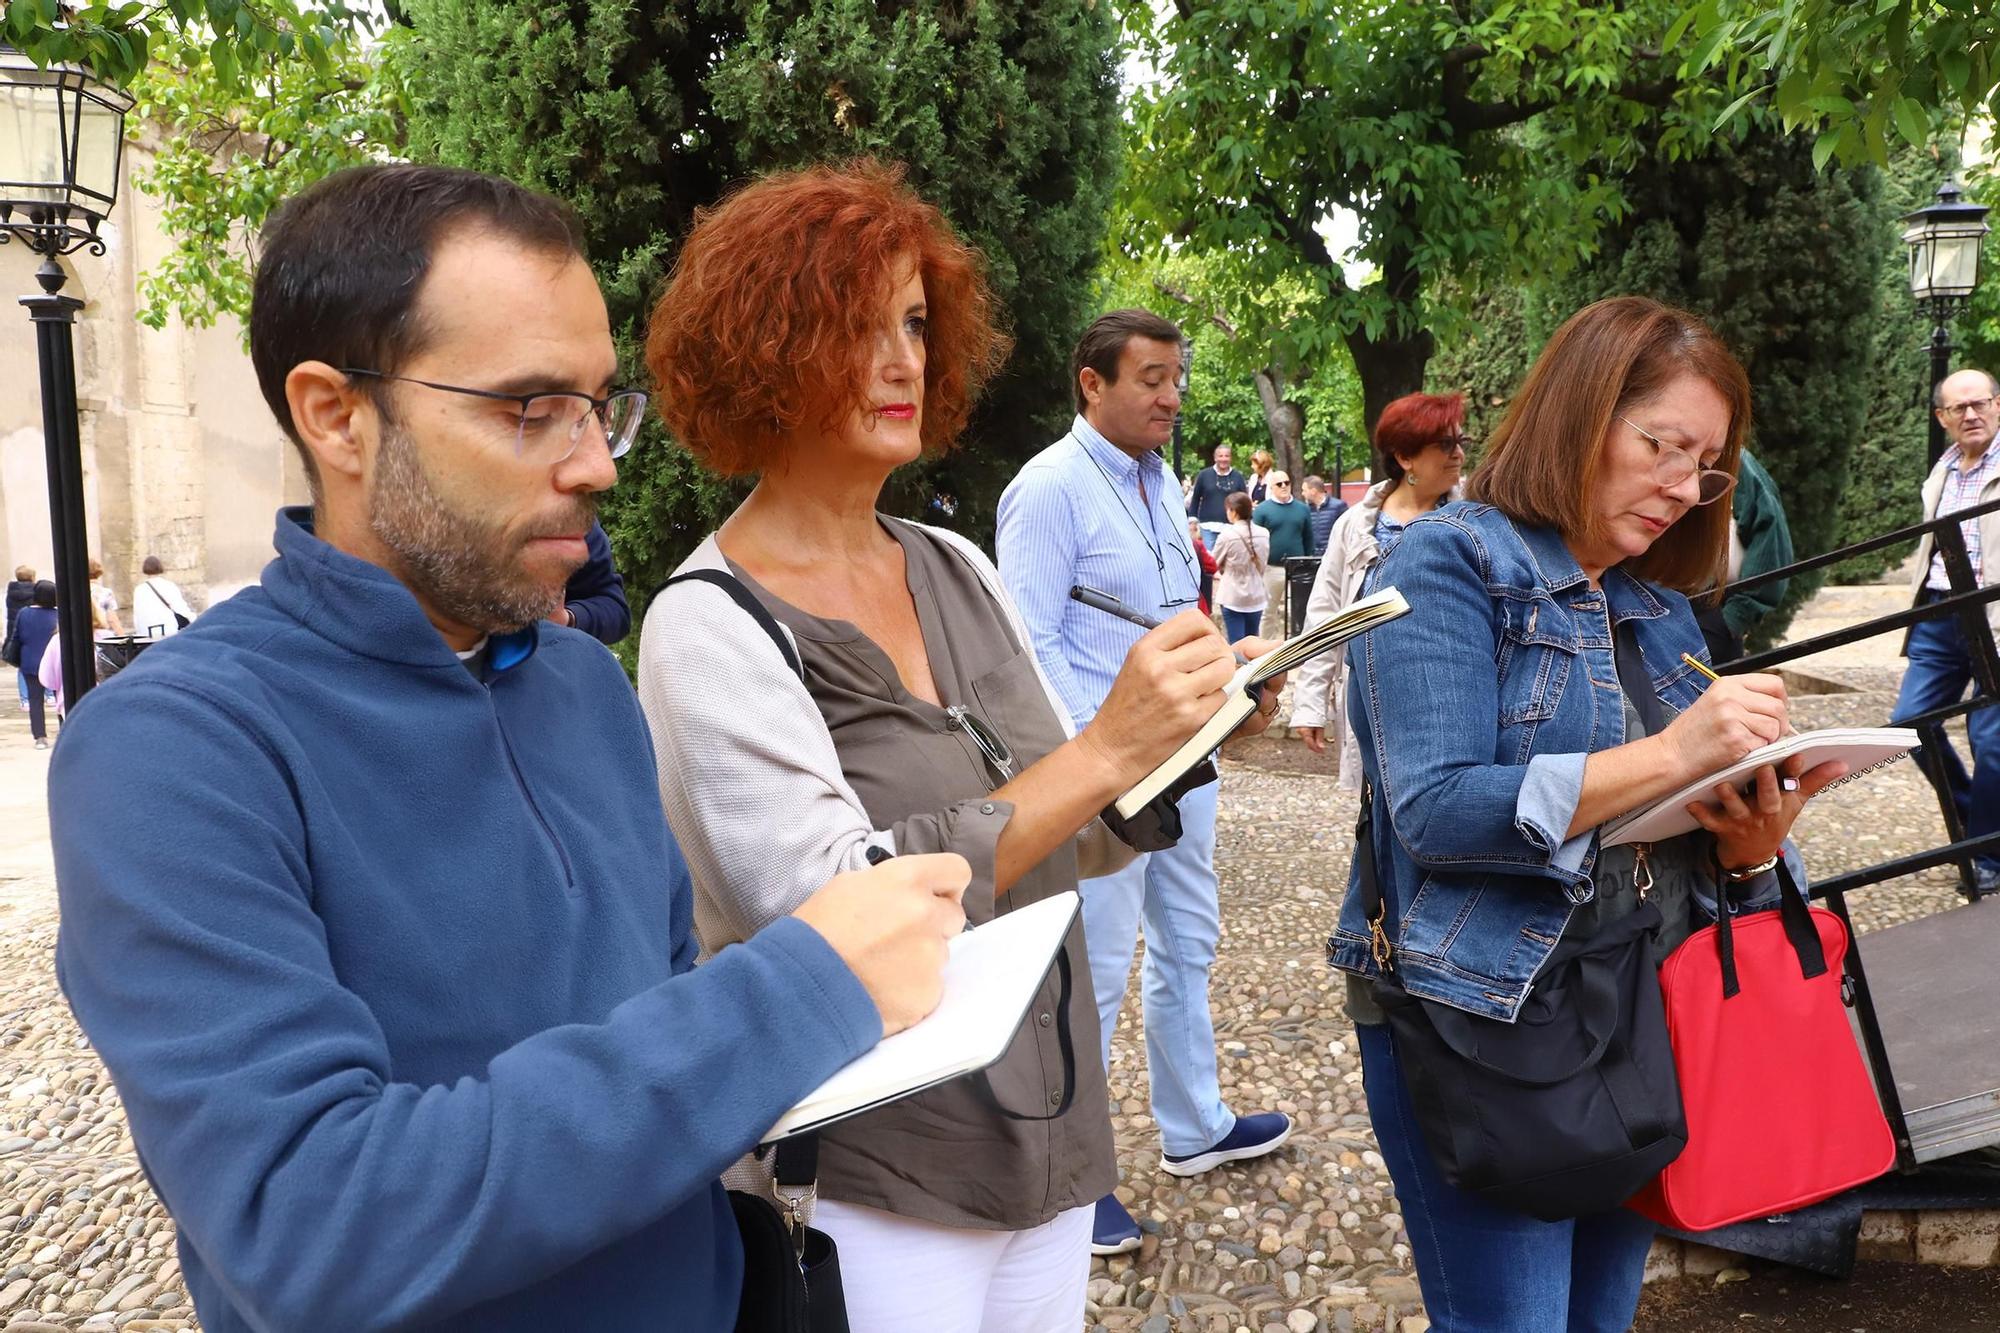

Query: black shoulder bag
[1346,776,1688,1221]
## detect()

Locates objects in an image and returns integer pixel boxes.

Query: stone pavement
[0,565,1988,1332]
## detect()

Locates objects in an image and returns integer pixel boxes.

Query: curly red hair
[645,160,1010,477]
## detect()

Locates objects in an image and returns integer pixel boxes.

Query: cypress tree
[394,0,1122,632]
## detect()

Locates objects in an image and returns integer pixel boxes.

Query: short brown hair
[647,160,1009,477]
[1071,309,1185,414]
[1466,297,1751,593]
[251,165,587,490]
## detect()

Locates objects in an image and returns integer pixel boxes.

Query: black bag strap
[1351,778,1396,971]
[659,569,804,681]
[1711,853,1824,1000]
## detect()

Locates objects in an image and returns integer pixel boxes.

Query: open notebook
[1113,586,1411,819]
[1600,726,1919,847]
[759,890,1079,1144]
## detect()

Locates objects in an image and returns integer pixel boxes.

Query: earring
[1407,471,1419,485]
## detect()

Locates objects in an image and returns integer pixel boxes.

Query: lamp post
[1902,175,1991,465]
[0,47,132,708]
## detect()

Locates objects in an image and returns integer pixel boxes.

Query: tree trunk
[1252,364,1307,481]
[1345,326,1437,464]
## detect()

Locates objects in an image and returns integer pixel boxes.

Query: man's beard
[369,424,594,637]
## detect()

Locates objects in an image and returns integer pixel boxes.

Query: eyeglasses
[1437,434,1471,455]
[1617,416,1736,506]
[341,369,648,463]
[1940,396,1996,422]
[945,705,1015,782]
[1270,479,1292,488]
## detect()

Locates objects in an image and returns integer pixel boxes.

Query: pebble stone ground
[0,572,1984,1333]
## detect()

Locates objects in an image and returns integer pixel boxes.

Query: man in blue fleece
[48,164,967,1333]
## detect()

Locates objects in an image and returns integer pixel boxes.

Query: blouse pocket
[970,649,1069,773]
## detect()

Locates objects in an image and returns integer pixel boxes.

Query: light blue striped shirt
[995,415,1201,727]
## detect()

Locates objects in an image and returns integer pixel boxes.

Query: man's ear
[1078,367,1104,410]
[286,361,373,485]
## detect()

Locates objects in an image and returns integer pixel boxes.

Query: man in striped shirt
[1893,368,2000,892]
[997,309,1294,1257]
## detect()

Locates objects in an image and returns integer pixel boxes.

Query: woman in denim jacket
[1329,298,1847,1331]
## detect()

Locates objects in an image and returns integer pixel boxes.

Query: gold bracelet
[1723,853,1781,881]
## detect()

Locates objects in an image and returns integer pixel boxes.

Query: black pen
[1068,584,1262,698]
[1069,584,1162,629]
[867,837,975,930]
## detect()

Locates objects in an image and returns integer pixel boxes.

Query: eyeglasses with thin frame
[1616,415,1736,506]
[1939,395,1997,422]
[946,705,1015,783]
[1437,433,1471,456]
[340,369,649,463]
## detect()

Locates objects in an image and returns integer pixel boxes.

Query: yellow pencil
[1680,654,1800,769]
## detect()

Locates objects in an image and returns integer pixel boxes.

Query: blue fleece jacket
[50,508,881,1333]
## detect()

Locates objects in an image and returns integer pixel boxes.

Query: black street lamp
[1902,175,1991,465]
[0,46,132,708]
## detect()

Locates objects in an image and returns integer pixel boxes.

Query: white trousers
[810,1198,1093,1333]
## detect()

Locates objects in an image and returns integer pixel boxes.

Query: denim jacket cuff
[1514,752,1594,893]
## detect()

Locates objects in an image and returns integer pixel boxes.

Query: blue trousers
[1356,1023,1656,1332]
[1892,593,2000,876]
[1078,779,1233,1156]
[1221,607,1262,642]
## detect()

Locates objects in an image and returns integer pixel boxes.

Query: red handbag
[1629,860,1895,1231]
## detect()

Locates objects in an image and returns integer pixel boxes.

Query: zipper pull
[1634,843,1653,900]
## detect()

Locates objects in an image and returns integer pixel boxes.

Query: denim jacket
[1327,503,1724,1022]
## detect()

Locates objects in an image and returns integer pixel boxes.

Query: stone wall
[0,138,307,618]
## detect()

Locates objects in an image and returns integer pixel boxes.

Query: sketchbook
[1113,586,1411,819]
[760,890,1079,1144]
[1599,727,1919,847]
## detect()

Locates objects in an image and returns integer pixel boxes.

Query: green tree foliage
[128,22,402,330]
[1,0,374,89]
[1117,0,1705,435]
[1432,127,1894,646]
[1685,0,2000,165]
[1095,251,1366,481]
[395,0,1122,616]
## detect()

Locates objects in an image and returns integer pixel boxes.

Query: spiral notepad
[1600,727,1919,847]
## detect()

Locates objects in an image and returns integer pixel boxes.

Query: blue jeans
[1221,607,1262,641]
[1892,593,2000,876]
[15,670,26,704]
[1079,779,1233,1156]
[1356,1023,1656,1332]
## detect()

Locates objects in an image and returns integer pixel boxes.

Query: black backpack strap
[1352,778,1395,972]
[658,569,803,681]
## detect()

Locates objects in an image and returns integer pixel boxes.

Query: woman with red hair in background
[637,161,1254,1330]
[1290,392,1468,786]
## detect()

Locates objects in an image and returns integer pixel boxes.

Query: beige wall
[0,139,308,617]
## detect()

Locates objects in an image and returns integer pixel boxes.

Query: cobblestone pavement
[0,575,1987,1332]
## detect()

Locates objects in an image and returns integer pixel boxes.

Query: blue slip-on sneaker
[1159,1111,1294,1177]
[1090,1193,1143,1256]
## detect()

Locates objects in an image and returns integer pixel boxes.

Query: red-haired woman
[1290,392,1467,785]
[636,162,1254,1330]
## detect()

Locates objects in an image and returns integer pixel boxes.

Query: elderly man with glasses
[1253,470,1314,635]
[1893,368,2000,894]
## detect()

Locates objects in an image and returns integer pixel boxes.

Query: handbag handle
[1711,853,1825,1000]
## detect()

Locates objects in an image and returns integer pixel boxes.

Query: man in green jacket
[1253,471,1313,635]
[1698,447,1793,664]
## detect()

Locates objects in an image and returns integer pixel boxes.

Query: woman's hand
[1685,754,1850,871]
[1294,725,1326,754]
[1657,673,1789,782]
[1079,610,1237,780]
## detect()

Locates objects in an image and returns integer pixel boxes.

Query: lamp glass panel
[0,81,65,205]
[70,97,122,204]
[1934,233,1983,296]
[1908,231,1937,300]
